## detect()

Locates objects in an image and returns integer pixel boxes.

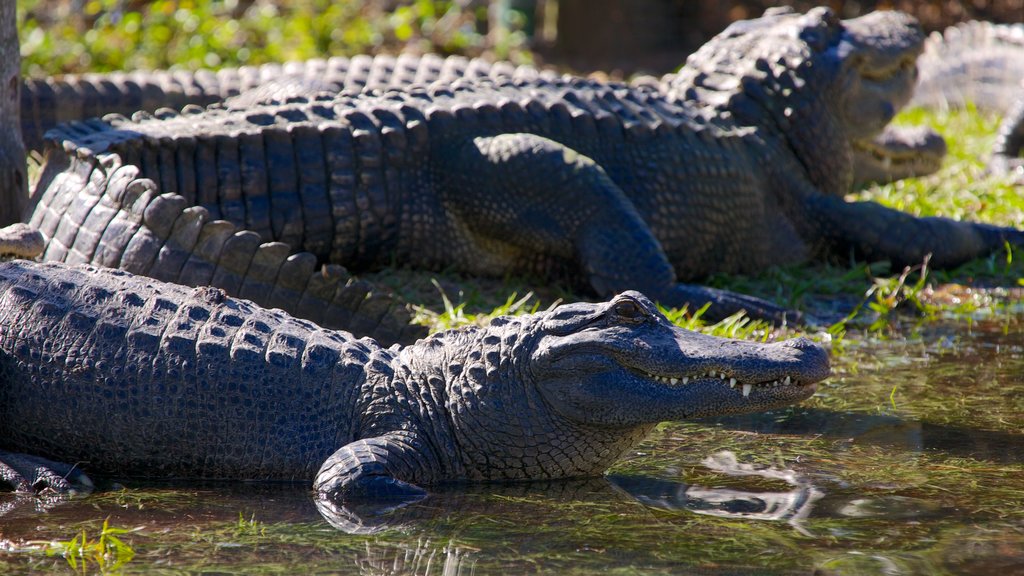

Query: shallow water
[2,316,1024,574]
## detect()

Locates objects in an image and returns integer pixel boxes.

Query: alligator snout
[778,336,832,383]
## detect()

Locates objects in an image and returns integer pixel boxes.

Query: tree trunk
[0,0,25,226]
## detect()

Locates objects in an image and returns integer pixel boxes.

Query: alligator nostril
[781,336,816,350]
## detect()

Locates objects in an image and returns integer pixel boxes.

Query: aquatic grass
[44,518,137,574]
[409,278,551,332]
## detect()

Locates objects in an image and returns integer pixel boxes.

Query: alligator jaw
[638,369,817,401]
[851,124,947,184]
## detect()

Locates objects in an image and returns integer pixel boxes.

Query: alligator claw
[0,450,94,496]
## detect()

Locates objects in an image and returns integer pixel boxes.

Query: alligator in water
[0,259,829,503]
[28,8,1024,344]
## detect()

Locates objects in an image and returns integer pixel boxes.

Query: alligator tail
[27,147,424,345]
[21,53,556,152]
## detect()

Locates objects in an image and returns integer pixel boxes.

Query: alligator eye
[612,298,647,322]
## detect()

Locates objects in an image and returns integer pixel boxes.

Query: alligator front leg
[439,133,791,321]
[0,449,93,494]
[808,194,1024,268]
[314,431,440,506]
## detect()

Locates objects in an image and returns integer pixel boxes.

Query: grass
[42,518,137,574]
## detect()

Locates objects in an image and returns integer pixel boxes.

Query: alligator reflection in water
[710,407,1024,465]
[607,451,823,536]
[317,451,824,535]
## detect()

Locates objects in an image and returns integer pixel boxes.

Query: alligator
[21,30,947,188]
[856,20,1024,184]
[0,258,829,502]
[28,7,1024,341]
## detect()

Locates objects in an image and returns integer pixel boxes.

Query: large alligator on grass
[29,7,1024,335]
[0,259,829,502]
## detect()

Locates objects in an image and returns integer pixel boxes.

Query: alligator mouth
[638,369,808,398]
[852,138,943,167]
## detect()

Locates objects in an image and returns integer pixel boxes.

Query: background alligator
[856,20,1024,184]
[29,8,1024,344]
[0,259,829,502]
[20,35,948,189]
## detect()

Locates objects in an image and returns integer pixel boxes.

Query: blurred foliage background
[17,0,1023,79]
[17,0,535,76]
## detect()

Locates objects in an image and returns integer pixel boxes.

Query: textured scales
[0,260,830,500]
[21,53,554,152]
[22,53,556,345]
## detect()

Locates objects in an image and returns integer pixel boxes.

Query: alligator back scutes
[42,77,718,260]
[914,21,1024,111]
[43,103,401,262]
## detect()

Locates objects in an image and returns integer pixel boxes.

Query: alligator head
[851,124,948,186]
[671,7,927,193]
[529,291,830,424]
[419,292,830,482]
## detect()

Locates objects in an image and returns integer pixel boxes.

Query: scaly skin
[20,53,553,152]
[21,54,554,345]
[0,259,829,503]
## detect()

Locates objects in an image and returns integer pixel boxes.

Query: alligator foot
[0,450,94,495]
[660,284,800,325]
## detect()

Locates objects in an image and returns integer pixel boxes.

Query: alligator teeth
[719,373,726,380]
[784,376,792,385]
[644,373,688,385]
[729,377,736,388]
[742,384,752,398]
